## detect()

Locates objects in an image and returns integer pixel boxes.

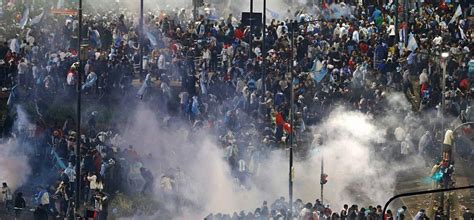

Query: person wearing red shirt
[234,27,244,40]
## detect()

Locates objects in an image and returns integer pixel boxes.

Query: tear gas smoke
[121,106,267,216]
[120,92,427,218]
[0,141,31,191]
[0,106,33,191]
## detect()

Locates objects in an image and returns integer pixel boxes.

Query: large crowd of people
[0,0,473,219]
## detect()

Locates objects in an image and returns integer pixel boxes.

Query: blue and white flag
[407,32,418,52]
[19,7,30,29]
[137,74,152,99]
[7,85,18,108]
[30,10,45,26]
[310,60,327,83]
[82,72,97,90]
[146,31,157,47]
[90,29,101,48]
[449,5,462,24]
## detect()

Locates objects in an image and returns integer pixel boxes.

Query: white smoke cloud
[118,92,428,218]
[0,141,32,191]
[120,105,268,217]
[0,106,33,191]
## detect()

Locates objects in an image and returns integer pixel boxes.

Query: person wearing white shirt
[157,53,166,77]
[221,46,228,69]
[276,23,285,39]
[432,35,442,45]
[359,26,368,41]
[333,24,341,39]
[87,172,103,205]
[388,23,396,36]
[202,48,211,70]
[387,23,396,46]
[352,29,360,43]
[17,59,28,87]
[63,162,76,184]
[9,36,19,54]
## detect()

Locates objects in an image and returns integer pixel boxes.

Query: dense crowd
[204,197,474,220]
[0,0,473,219]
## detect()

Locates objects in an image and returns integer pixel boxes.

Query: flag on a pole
[6,85,17,108]
[30,10,45,26]
[19,7,30,29]
[274,112,292,133]
[449,5,462,23]
[310,60,328,83]
[407,33,418,51]
[146,31,158,47]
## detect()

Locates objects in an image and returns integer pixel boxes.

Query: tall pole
[440,54,447,217]
[403,0,408,43]
[321,154,324,204]
[139,0,144,80]
[289,20,295,218]
[249,0,253,58]
[395,0,399,44]
[75,0,83,215]
[193,0,197,22]
[441,58,446,133]
[261,0,266,110]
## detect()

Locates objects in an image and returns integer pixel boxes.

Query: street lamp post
[320,155,324,204]
[139,0,144,80]
[75,0,83,216]
[440,51,449,218]
[441,52,449,132]
[249,0,253,58]
[261,0,266,111]
[289,20,295,218]
[193,0,197,22]
[395,0,399,42]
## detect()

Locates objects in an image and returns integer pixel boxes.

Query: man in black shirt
[0,42,9,60]
[340,204,349,220]
[14,192,26,219]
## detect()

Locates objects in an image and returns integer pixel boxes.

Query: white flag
[407,33,418,52]
[30,10,45,26]
[449,5,462,24]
